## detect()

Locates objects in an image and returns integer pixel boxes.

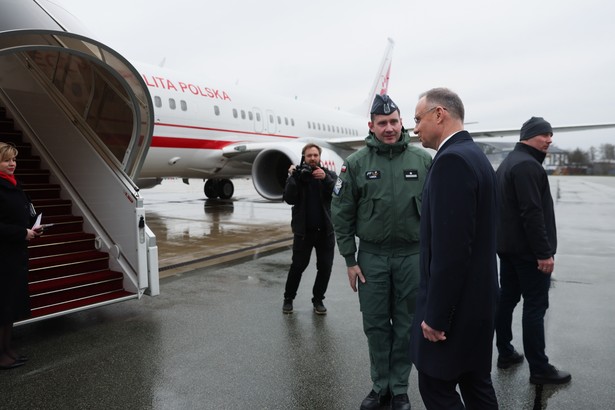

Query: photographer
[282,143,337,315]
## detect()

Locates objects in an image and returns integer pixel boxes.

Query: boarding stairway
[1,5,160,324]
[1,107,135,319]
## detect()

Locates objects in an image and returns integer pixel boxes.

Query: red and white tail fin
[352,37,395,118]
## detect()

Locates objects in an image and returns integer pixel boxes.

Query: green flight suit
[331,130,431,396]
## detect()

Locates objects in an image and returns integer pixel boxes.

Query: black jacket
[0,178,32,324]
[496,142,557,260]
[283,165,336,236]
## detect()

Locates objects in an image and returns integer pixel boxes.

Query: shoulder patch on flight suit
[333,177,343,196]
[365,170,381,180]
[404,169,419,180]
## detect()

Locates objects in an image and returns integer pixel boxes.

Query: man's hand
[537,257,554,274]
[347,264,365,292]
[312,166,326,180]
[421,321,447,342]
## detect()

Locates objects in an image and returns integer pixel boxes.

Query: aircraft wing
[323,136,367,151]
[467,123,615,138]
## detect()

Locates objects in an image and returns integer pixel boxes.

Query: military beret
[370,94,399,115]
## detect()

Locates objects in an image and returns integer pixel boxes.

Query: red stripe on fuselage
[151,137,234,149]
[155,122,299,140]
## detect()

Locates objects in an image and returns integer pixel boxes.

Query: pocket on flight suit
[357,251,390,316]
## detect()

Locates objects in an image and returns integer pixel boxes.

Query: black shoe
[313,301,327,315]
[391,393,411,410]
[282,299,293,314]
[360,390,381,410]
[497,350,524,369]
[0,359,25,370]
[530,364,571,385]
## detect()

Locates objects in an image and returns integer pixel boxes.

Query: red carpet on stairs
[1,105,135,320]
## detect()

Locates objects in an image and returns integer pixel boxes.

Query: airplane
[132,39,395,201]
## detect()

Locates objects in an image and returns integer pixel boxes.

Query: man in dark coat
[282,143,337,315]
[495,116,571,385]
[409,88,499,409]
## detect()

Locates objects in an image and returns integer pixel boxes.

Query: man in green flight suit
[331,94,432,410]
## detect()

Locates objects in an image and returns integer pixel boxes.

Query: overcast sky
[56,0,614,151]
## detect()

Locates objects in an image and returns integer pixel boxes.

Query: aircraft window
[269,114,274,123]
[317,123,321,131]
[285,118,289,126]
[214,106,220,116]
[249,111,253,120]
[241,110,246,119]
[292,119,295,126]
[169,98,176,110]
[180,100,187,111]
[154,96,162,108]
[277,116,281,124]
[307,122,311,129]
[256,112,261,121]
[233,108,238,118]
[327,125,331,132]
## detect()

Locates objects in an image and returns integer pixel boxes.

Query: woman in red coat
[0,142,41,369]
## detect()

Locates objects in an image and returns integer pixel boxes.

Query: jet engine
[251,143,343,201]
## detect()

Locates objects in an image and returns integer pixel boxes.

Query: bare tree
[599,143,615,160]
[568,148,590,165]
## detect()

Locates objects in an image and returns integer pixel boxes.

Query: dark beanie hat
[520,117,553,141]
[371,94,398,115]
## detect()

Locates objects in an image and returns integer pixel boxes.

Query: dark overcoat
[410,131,499,380]
[0,177,31,324]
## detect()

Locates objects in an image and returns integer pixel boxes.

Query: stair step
[30,290,135,318]
[29,270,123,295]
[15,169,50,184]
[28,232,96,258]
[17,156,41,170]
[31,198,72,216]
[30,276,123,308]
[33,215,84,234]
[22,184,61,200]
[0,130,22,143]
[0,118,14,130]
[29,250,110,281]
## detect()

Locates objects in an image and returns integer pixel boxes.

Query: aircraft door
[252,107,263,133]
[266,109,277,134]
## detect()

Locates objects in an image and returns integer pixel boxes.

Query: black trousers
[418,370,498,410]
[284,231,334,302]
[496,255,551,374]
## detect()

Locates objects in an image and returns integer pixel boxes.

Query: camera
[294,163,314,182]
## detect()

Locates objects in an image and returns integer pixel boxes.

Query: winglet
[352,38,395,118]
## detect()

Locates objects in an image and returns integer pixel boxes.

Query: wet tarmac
[142,178,293,277]
[2,176,615,409]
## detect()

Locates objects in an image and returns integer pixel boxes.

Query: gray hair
[419,88,465,122]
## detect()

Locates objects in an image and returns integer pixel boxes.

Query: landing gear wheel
[217,179,234,199]
[204,179,218,199]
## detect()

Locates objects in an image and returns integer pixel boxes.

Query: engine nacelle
[251,142,344,201]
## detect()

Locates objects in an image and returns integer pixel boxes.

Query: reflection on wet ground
[142,178,293,277]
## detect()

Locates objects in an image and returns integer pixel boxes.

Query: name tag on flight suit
[404,169,419,180]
